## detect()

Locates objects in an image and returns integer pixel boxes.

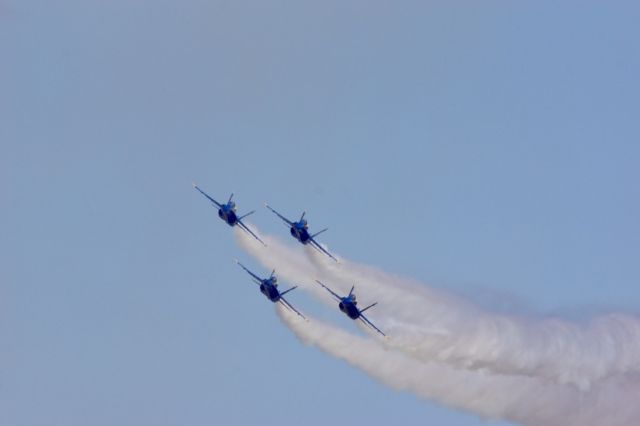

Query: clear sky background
[2,1,639,425]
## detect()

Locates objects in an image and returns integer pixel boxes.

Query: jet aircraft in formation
[315,280,386,337]
[193,183,265,246]
[194,184,385,336]
[265,204,338,262]
[235,260,306,319]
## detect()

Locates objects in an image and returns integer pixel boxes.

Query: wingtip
[233,258,239,264]
[192,181,197,188]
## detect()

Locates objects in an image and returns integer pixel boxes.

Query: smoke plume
[235,227,640,425]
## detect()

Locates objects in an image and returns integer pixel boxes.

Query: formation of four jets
[194,183,386,337]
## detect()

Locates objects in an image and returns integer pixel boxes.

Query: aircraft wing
[314,280,342,302]
[309,238,339,262]
[193,184,223,208]
[359,314,386,337]
[264,204,293,226]
[235,260,263,285]
[236,219,266,246]
[279,297,306,320]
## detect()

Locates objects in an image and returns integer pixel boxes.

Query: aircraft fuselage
[260,280,281,302]
[218,206,238,226]
[290,223,311,243]
[339,299,360,320]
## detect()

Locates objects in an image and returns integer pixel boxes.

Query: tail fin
[228,193,234,203]
[360,302,377,313]
[238,210,255,221]
[300,211,306,222]
[310,228,328,239]
[279,285,298,297]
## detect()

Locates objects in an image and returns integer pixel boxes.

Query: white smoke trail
[306,248,640,389]
[236,227,640,389]
[275,304,640,426]
[236,227,640,424]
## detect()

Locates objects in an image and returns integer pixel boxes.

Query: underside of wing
[309,238,339,262]
[237,219,266,246]
[193,184,223,208]
[279,297,306,320]
[265,204,293,226]
[235,260,263,284]
[314,280,342,301]
[360,314,386,337]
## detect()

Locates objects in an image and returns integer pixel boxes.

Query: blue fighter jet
[315,280,385,337]
[236,260,306,319]
[264,204,338,262]
[193,184,265,245]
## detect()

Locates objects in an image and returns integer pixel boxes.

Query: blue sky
[2,1,639,425]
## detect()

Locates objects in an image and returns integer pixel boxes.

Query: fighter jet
[193,184,265,245]
[236,260,306,319]
[315,280,385,337]
[264,204,337,262]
